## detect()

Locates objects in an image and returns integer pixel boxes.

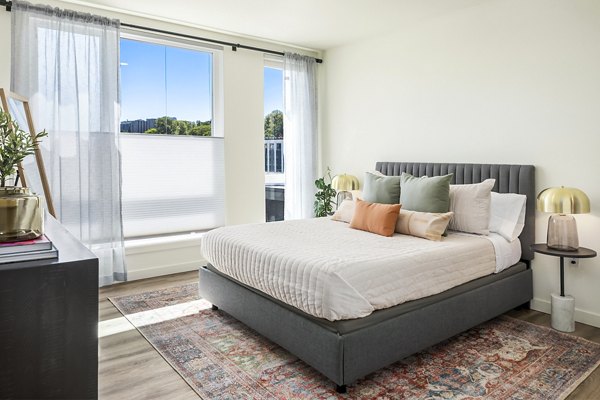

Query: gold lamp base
[547,214,578,251]
[0,187,44,242]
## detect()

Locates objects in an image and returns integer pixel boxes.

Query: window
[264,62,284,222]
[119,33,224,238]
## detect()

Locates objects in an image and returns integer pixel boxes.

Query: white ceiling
[63,0,486,50]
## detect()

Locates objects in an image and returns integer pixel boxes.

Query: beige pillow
[331,199,355,223]
[331,191,363,223]
[448,179,495,235]
[395,209,454,241]
[349,199,401,237]
[349,190,363,200]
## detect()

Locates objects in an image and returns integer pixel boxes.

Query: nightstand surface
[531,244,596,259]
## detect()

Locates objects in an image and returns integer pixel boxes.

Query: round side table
[531,244,597,332]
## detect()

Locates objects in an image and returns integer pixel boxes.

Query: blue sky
[264,67,283,116]
[120,38,283,122]
[120,38,212,122]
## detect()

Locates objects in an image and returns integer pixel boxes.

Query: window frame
[264,55,283,70]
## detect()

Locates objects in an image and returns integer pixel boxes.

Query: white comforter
[202,218,497,321]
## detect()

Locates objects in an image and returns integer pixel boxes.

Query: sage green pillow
[400,172,453,213]
[362,172,401,204]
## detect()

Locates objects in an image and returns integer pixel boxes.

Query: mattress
[455,231,521,273]
[202,218,501,321]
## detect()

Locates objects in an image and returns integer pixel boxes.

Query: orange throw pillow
[349,199,401,237]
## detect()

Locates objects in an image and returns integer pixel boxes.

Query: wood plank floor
[99,271,199,400]
[99,271,600,399]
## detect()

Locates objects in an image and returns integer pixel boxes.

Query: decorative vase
[0,187,44,242]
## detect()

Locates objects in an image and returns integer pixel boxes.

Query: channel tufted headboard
[375,162,536,262]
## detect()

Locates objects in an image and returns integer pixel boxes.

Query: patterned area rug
[109,283,600,399]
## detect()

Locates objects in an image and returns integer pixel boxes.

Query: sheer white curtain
[283,52,318,220]
[11,0,126,286]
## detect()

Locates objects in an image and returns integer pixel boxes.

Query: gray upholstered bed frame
[198,162,535,393]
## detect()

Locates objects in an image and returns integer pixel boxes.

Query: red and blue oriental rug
[109,283,600,399]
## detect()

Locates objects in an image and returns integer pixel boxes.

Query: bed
[198,162,535,392]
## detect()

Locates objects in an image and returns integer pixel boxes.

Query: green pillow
[400,172,453,213]
[362,172,401,204]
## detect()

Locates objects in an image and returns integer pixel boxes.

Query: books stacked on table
[0,235,58,264]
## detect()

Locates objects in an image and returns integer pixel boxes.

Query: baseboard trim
[531,297,600,328]
[126,260,205,281]
[124,233,205,281]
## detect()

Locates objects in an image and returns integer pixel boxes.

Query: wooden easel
[0,88,56,218]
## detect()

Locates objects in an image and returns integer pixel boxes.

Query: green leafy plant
[0,109,47,187]
[314,167,337,217]
[264,110,283,139]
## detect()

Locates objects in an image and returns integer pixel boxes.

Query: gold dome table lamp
[536,186,592,332]
[537,186,590,251]
[331,174,359,208]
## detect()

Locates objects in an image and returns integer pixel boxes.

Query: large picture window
[119,33,224,238]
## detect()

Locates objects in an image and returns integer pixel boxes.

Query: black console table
[0,216,99,399]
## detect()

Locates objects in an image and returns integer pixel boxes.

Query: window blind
[120,134,225,237]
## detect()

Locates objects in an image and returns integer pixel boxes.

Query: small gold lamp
[537,186,590,251]
[331,174,359,208]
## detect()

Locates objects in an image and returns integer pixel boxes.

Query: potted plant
[314,167,337,217]
[0,108,47,242]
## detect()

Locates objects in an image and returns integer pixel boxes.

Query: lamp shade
[537,186,590,214]
[332,174,359,192]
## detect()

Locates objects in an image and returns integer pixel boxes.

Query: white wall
[223,48,266,225]
[0,0,318,278]
[322,0,600,326]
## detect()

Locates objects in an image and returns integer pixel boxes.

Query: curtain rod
[0,0,323,64]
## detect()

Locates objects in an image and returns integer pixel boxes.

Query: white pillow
[489,192,526,241]
[448,179,495,235]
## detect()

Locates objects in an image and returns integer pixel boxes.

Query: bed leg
[336,384,347,394]
[211,304,219,310]
[514,301,530,310]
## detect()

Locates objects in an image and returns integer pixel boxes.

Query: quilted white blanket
[202,218,496,321]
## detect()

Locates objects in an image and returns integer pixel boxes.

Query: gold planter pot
[0,187,44,242]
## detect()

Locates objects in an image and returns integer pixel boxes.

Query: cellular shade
[120,134,225,237]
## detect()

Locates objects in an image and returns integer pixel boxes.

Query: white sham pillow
[448,179,495,235]
[489,192,526,241]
